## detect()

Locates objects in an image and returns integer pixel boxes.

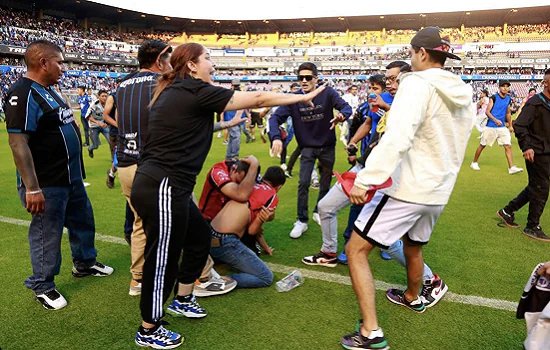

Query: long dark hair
[150,43,205,106]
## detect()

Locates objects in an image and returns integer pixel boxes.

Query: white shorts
[481,127,511,147]
[354,191,445,248]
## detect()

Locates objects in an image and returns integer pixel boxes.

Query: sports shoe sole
[301,259,338,268]
[341,344,390,350]
[166,307,207,319]
[135,338,183,349]
[522,231,550,242]
[195,281,237,298]
[496,211,520,228]
[385,291,425,313]
[425,283,448,308]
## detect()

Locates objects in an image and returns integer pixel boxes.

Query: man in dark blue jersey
[116,40,173,296]
[269,62,352,239]
[5,40,113,310]
[77,85,92,146]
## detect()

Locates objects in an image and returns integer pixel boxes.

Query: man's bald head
[25,40,62,70]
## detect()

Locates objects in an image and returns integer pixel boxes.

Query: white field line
[0,215,517,312]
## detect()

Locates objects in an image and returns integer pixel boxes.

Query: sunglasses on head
[298,75,316,82]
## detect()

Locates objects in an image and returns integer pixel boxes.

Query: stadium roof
[88,1,550,21]
[9,0,550,34]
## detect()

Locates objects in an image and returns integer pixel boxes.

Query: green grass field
[0,114,547,350]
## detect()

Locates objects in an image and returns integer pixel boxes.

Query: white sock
[367,328,384,339]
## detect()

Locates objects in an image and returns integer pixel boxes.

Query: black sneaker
[523,226,550,242]
[35,289,68,310]
[72,262,114,277]
[497,209,520,228]
[341,331,389,350]
[88,149,94,158]
[302,251,338,267]
[106,171,115,189]
[386,289,425,313]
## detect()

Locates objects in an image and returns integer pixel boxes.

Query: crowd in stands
[0,7,178,58]
[0,57,24,66]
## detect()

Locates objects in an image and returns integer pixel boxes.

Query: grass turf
[0,115,546,349]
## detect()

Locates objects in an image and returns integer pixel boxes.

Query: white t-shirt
[477,96,489,117]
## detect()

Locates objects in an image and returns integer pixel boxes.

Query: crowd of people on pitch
[3,29,550,350]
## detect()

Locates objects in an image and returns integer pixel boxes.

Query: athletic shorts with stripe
[353,191,445,249]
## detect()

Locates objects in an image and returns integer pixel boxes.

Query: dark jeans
[124,201,135,245]
[18,181,98,294]
[297,146,335,223]
[504,155,550,228]
[287,146,301,173]
[80,116,90,145]
[131,174,210,324]
[342,203,364,244]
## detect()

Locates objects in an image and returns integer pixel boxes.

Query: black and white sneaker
[497,209,520,228]
[72,262,114,277]
[420,274,448,308]
[135,324,183,349]
[35,289,67,310]
[302,251,338,267]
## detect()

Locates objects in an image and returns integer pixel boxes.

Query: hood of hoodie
[407,68,473,109]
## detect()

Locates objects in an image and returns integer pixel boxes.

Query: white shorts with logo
[354,191,445,248]
[481,126,511,147]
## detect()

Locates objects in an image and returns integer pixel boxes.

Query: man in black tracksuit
[497,68,550,242]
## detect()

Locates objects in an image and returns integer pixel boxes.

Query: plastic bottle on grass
[275,270,304,292]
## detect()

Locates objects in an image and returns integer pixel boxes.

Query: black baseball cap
[410,27,461,61]
[290,82,300,89]
[499,80,511,87]
[481,89,489,96]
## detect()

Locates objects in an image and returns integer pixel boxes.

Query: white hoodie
[354,68,475,205]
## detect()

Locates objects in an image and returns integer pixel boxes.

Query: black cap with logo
[410,27,461,60]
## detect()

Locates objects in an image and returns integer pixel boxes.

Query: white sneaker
[509,166,524,175]
[312,212,321,226]
[290,221,308,239]
[129,282,142,296]
[217,132,222,138]
[280,163,288,171]
[35,289,67,310]
[470,162,480,171]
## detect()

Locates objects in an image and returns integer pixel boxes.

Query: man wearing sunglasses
[269,62,352,239]
[115,40,173,297]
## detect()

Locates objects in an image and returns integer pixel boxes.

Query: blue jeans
[226,125,241,159]
[18,181,98,294]
[210,234,273,288]
[240,123,251,141]
[88,126,110,151]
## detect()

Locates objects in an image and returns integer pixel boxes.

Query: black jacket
[514,93,550,155]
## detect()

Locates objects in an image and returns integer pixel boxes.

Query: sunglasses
[298,75,316,82]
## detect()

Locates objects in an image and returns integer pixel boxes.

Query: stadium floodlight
[87,0,550,20]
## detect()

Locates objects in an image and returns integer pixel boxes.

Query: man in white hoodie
[340,27,475,350]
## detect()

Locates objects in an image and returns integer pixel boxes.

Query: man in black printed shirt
[5,40,113,310]
[115,40,173,296]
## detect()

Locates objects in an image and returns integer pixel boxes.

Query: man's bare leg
[346,231,378,335]
[403,238,424,302]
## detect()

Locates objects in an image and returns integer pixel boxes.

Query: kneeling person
[210,166,286,288]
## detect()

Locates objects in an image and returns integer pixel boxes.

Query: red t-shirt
[248,181,278,223]
[198,161,232,221]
